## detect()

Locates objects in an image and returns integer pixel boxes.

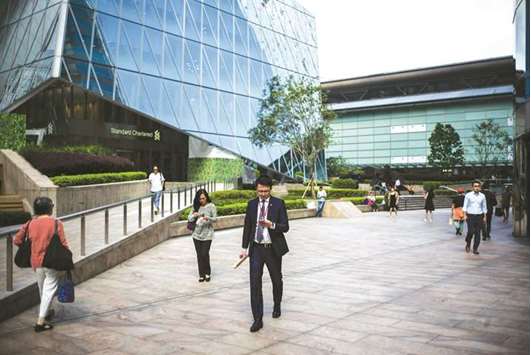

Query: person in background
[451,188,466,236]
[14,197,70,332]
[388,186,399,217]
[148,165,165,214]
[463,181,487,255]
[501,186,512,223]
[188,189,217,282]
[367,191,378,212]
[316,186,327,217]
[481,182,497,240]
[424,188,435,223]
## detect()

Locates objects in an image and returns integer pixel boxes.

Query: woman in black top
[424,188,435,223]
[388,186,399,217]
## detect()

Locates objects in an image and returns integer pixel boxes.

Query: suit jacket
[242,196,289,257]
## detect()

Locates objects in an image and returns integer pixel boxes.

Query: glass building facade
[323,57,515,170]
[0,0,323,179]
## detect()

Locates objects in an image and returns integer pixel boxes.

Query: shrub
[179,199,307,220]
[0,211,31,227]
[342,197,384,205]
[51,171,146,187]
[188,158,244,181]
[0,113,26,151]
[22,144,113,156]
[209,190,257,201]
[287,188,368,199]
[331,178,359,189]
[423,182,441,192]
[22,151,135,176]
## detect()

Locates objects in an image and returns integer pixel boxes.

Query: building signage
[390,124,426,134]
[391,156,427,164]
[109,127,161,142]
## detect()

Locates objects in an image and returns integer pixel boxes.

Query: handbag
[42,220,74,271]
[57,271,75,303]
[187,220,196,231]
[14,221,32,268]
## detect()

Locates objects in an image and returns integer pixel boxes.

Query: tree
[0,113,26,151]
[472,120,512,177]
[249,75,335,198]
[428,123,465,172]
[327,157,364,179]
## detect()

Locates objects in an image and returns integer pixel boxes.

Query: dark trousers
[193,239,212,277]
[482,211,493,238]
[466,214,483,251]
[250,242,283,321]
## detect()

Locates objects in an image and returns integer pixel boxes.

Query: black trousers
[193,239,212,277]
[250,242,283,321]
[482,211,493,238]
[466,214,483,251]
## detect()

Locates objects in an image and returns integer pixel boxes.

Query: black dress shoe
[198,277,205,282]
[272,305,281,318]
[473,250,480,255]
[205,275,211,282]
[250,320,263,332]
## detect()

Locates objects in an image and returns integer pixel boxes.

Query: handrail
[1,178,237,292]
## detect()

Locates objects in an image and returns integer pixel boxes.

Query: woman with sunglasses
[188,189,217,282]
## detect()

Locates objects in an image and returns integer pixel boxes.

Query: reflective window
[165,0,183,36]
[184,0,201,42]
[202,45,218,89]
[202,4,218,47]
[219,11,233,52]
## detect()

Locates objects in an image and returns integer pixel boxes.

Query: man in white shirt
[463,181,487,255]
[148,166,165,214]
[316,186,327,217]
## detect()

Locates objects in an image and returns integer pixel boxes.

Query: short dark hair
[33,197,54,215]
[482,182,490,189]
[255,175,273,188]
[472,181,482,187]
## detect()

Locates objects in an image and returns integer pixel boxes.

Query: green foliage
[249,75,335,183]
[0,211,32,227]
[51,171,147,187]
[22,144,113,156]
[188,158,243,182]
[287,188,367,199]
[342,196,384,205]
[179,199,307,220]
[209,190,257,201]
[423,182,441,191]
[0,113,26,151]
[330,178,359,189]
[326,157,364,178]
[472,120,513,173]
[428,123,465,169]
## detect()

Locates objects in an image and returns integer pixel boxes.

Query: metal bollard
[123,204,127,236]
[170,191,174,213]
[104,209,109,244]
[151,196,154,222]
[178,189,181,210]
[6,234,13,291]
[80,215,86,256]
[138,199,142,228]
[161,193,165,217]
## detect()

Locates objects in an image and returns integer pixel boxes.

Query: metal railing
[0,179,237,292]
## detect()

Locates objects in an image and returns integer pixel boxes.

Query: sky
[296,0,515,82]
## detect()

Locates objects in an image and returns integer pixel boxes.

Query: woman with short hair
[14,197,70,332]
[188,189,217,282]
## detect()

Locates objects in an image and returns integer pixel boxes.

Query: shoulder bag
[42,220,74,271]
[14,221,32,268]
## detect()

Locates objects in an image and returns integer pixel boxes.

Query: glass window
[183,39,200,84]
[93,13,119,65]
[234,17,248,56]
[184,0,201,42]
[92,63,114,98]
[163,34,182,80]
[202,4,218,47]
[163,79,184,128]
[142,28,162,75]
[142,74,162,117]
[219,11,233,52]
[116,69,139,108]
[200,87,218,136]
[234,95,249,136]
[202,45,218,89]
[218,0,233,13]
[358,135,373,143]
[120,0,143,24]
[144,0,163,29]
[159,80,177,126]
[181,83,201,131]
[165,0,183,36]
[219,50,233,92]
[391,141,408,149]
[234,54,248,95]
[249,59,262,98]
[219,91,235,135]
[120,21,141,70]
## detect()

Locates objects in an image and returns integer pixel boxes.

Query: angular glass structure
[0,0,322,179]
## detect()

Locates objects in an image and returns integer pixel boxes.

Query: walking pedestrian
[481,182,497,240]
[451,188,466,235]
[148,165,165,214]
[463,181,487,255]
[367,191,378,212]
[14,197,70,332]
[239,176,289,333]
[316,186,327,217]
[188,189,217,282]
[388,186,399,216]
[501,186,512,223]
[424,188,435,223]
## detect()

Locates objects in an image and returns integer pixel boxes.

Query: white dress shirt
[148,172,165,192]
[463,191,487,215]
[255,197,272,244]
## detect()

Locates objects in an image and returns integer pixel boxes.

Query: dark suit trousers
[482,210,493,238]
[193,239,212,277]
[466,214,483,251]
[250,242,283,321]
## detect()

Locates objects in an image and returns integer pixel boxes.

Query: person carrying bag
[14,197,72,332]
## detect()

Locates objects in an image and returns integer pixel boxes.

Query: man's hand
[260,218,273,228]
[239,249,248,259]
[483,216,487,224]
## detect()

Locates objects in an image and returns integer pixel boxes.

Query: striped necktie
[256,199,266,242]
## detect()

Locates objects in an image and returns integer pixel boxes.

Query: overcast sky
[297,0,515,81]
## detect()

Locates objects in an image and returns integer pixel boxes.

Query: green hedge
[179,199,307,220]
[0,113,25,151]
[331,178,359,189]
[0,211,31,227]
[22,144,113,156]
[51,171,147,187]
[188,158,243,181]
[341,197,384,205]
[210,190,256,201]
[287,188,368,199]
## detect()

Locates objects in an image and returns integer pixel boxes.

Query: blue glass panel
[218,91,235,135]
[96,0,119,15]
[201,88,221,141]
[163,34,182,80]
[219,11,233,52]
[116,69,140,109]
[88,66,102,94]
[202,4,218,47]
[164,79,186,129]
[143,74,162,118]
[181,83,201,131]
[218,0,233,13]
[93,63,114,98]
[64,9,89,61]
[184,0,201,42]
[233,95,249,136]
[93,13,118,65]
[183,39,200,85]
[234,17,247,56]
[138,75,156,116]
[64,57,89,87]
[143,27,163,75]
[121,21,142,70]
[234,54,248,95]
[202,45,217,89]
[159,80,178,127]
[165,0,183,36]
[120,0,143,24]
[144,0,163,30]
[219,50,233,92]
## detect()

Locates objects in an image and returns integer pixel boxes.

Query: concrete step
[323,201,363,218]
[0,195,24,212]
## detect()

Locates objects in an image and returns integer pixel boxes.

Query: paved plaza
[0,209,528,354]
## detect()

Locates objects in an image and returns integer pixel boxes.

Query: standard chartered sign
[109,127,161,142]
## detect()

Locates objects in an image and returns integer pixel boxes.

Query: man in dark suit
[481,182,497,240]
[239,175,289,333]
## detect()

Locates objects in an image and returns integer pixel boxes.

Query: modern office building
[0,0,321,180]
[323,57,515,179]
[513,0,529,238]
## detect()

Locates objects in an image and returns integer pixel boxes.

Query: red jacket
[14,216,69,269]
